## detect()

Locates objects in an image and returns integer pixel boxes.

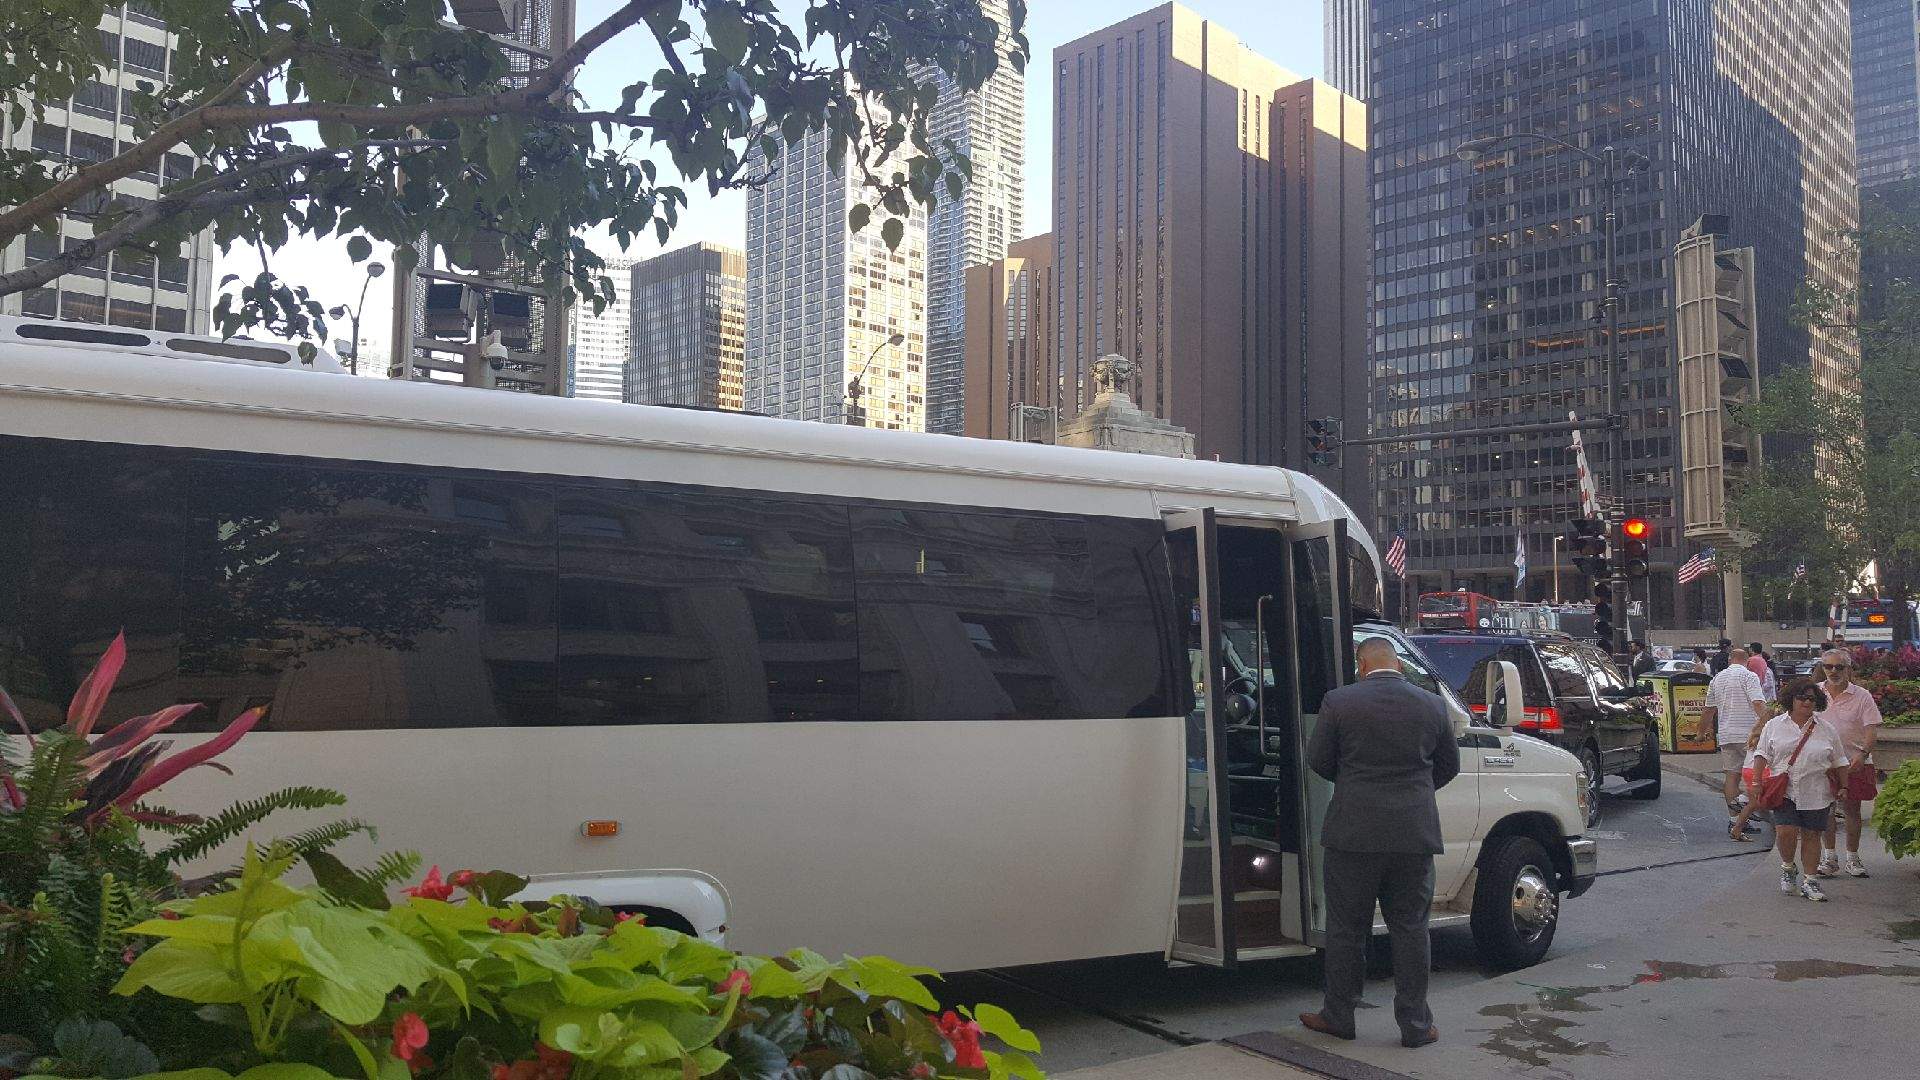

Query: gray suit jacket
[1306,670,1461,855]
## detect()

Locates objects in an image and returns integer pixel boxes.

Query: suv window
[1410,636,1550,705]
[1579,646,1627,692]
[1539,643,1596,702]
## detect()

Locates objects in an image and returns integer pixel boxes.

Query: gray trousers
[1319,848,1435,1036]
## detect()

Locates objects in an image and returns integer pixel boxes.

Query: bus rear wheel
[1470,835,1559,971]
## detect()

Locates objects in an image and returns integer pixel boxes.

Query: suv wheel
[1625,727,1662,800]
[1577,745,1603,827]
[1471,835,1560,970]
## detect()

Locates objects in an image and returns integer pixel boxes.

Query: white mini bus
[0,317,1593,972]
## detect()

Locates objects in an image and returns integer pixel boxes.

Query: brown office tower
[963,234,1056,440]
[1049,3,1368,501]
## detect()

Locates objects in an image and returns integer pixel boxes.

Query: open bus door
[1165,510,1352,967]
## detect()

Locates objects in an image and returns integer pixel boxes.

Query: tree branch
[0,50,287,248]
[534,0,673,96]
[0,187,269,298]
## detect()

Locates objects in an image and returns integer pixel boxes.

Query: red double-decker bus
[1417,590,1501,631]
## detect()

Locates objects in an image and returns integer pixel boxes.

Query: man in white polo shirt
[1702,647,1769,832]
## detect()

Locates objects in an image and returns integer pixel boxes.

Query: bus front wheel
[1469,835,1559,971]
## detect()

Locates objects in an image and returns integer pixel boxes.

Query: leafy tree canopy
[1731,183,1920,642]
[0,0,1026,342]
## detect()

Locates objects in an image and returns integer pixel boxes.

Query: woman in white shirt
[1751,678,1849,902]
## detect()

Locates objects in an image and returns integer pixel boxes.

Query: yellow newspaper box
[1641,672,1715,753]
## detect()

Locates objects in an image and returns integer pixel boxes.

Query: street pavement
[947,757,1920,1079]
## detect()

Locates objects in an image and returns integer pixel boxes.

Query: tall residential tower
[1366,0,1858,625]
[568,253,635,402]
[919,0,1025,435]
[628,242,745,411]
[0,2,214,331]
[744,123,928,429]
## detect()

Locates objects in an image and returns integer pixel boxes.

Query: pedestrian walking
[1712,638,1733,674]
[1815,649,1881,878]
[1703,648,1770,838]
[1300,636,1459,1049]
[1691,648,1712,674]
[1752,679,1849,902]
[1745,643,1778,703]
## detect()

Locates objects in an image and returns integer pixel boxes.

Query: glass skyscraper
[1852,0,1920,190]
[628,243,745,411]
[1367,0,1858,625]
[919,0,1025,436]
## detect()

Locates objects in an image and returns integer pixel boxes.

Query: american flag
[1385,533,1409,579]
[1677,548,1718,585]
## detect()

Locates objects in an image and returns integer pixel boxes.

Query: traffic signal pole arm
[1340,415,1617,448]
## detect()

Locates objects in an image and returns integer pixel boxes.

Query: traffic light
[1306,418,1344,466]
[1620,517,1653,578]
[1592,581,1615,646]
[1565,516,1609,578]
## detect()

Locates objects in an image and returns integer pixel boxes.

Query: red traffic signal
[1620,517,1653,578]
[1622,517,1652,541]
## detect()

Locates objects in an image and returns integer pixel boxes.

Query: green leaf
[306,850,390,910]
[881,217,904,251]
[706,4,749,65]
[346,236,372,264]
[970,1003,1041,1053]
[848,203,872,234]
[835,957,938,1011]
[114,941,247,1003]
[334,1021,380,1080]
[234,1066,339,1080]
[723,1032,785,1080]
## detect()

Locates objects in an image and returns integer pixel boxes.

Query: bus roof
[0,331,1375,558]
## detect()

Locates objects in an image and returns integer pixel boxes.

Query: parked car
[1653,658,1705,674]
[1410,632,1662,824]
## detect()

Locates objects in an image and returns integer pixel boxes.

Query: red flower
[936,1010,986,1070]
[491,1067,510,1080]
[714,969,752,997]
[390,1013,430,1065]
[405,866,455,901]
[451,869,476,890]
[534,1045,572,1074]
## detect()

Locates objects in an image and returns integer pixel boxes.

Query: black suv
[1410,632,1661,823]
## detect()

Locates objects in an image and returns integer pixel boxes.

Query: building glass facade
[627,243,745,410]
[0,2,213,332]
[918,0,1025,435]
[1368,0,1858,626]
[1325,0,1372,100]
[745,121,927,429]
[1852,0,1920,190]
[567,253,635,402]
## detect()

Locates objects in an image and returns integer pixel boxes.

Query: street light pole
[845,331,905,427]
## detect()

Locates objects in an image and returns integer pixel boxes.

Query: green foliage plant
[1,634,361,1053]
[93,847,1045,1080]
[1874,760,1920,859]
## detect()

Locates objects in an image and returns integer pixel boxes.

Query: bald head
[1727,648,1749,665]
[1357,636,1402,676]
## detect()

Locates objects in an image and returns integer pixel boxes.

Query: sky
[218,0,1326,356]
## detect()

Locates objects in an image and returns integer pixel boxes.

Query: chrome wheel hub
[1511,864,1558,942]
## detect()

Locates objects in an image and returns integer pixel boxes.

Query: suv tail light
[1469,704,1562,731]
[1515,706,1562,732]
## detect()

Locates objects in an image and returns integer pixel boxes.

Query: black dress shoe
[1299,1012,1356,1040]
[1401,1025,1439,1048]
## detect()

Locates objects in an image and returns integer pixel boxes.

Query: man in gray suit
[1299,636,1459,1048]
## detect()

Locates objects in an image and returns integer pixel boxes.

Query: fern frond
[272,818,376,861]
[356,849,422,892]
[155,786,348,867]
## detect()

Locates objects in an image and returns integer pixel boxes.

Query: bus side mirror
[1483,660,1526,726]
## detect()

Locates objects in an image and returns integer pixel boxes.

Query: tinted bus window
[0,437,185,731]
[176,460,556,731]
[554,488,857,724]
[851,508,1173,721]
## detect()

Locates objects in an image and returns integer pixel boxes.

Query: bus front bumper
[1565,838,1598,898]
